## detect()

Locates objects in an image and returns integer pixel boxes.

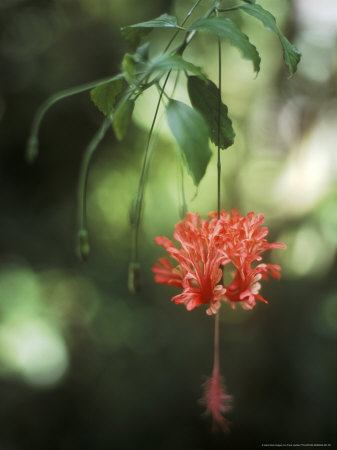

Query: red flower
[153,213,227,315]
[214,210,286,310]
[152,210,285,313]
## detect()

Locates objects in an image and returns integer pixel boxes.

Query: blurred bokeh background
[0,0,336,449]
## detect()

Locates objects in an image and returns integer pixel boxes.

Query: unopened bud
[128,261,142,293]
[26,137,39,163]
[77,229,90,261]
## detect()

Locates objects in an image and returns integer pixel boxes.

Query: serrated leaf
[150,53,207,80]
[187,76,235,149]
[113,99,134,141]
[121,14,178,50]
[237,3,301,75]
[166,100,212,186]
[122,53,136,84]
[189,17,260,73]
[90,77,124,116]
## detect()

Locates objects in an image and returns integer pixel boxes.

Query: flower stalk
[129,0,206,288]
[204,23,232,432]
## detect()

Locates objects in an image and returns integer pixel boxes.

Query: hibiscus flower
[152,210,285,313]
[152,213,227,315]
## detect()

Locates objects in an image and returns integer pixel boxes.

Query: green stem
[217,7,239,13]
[178,0,219,54]
[214,9,222,376]
[131,70,171,262]
[178,155,187,220]
[78,72,150,254]
[170,70,187,220]
[156,82,171,101]
[131,0,207,263]
[217,33,222,220]
[164,0,203,53]
[77,116,113,233]
[26,74,124,162]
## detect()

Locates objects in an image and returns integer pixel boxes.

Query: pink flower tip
[202,366,232,433]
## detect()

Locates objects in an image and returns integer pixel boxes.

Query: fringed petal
[153,210,285,313]
[202,366,232,433]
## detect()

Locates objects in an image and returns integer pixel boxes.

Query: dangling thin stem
[169,70,187,220]
[178,155,188,220]
[213,311,220,373]
[131,71,170,262]
[26,74,124,163]
[164,0,203,53]
[131,0,204,263]
[214,19,222,371]
[217,7,239,13]
[78,116,113,233]
[217,35,222,220]
[77,72,150,260]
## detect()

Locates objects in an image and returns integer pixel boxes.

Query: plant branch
[26,74,124,162]
[130,0,207,264]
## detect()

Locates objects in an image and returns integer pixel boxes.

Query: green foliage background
[0,0,336,449]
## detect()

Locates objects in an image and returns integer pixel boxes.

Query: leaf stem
[176,25,190,32]
[164,0,203,53]
[217,7,238,13]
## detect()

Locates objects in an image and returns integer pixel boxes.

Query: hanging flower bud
[26,136,39,163]
[128,261,142,293]
[77,229,90,261]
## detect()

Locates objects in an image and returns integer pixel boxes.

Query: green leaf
[127,13,178,29]
[278,34,301,77]
[166,100,212,186]
[189,17,260,73]
[237,3,301,76]
[113,99,135,141]
[121,14,178,50]
[120,27,151,51]
[187,76,235,149]
[122,53,136,84]
[134,42,151,62]
[150,53,207,80]
[90,78,124,116]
